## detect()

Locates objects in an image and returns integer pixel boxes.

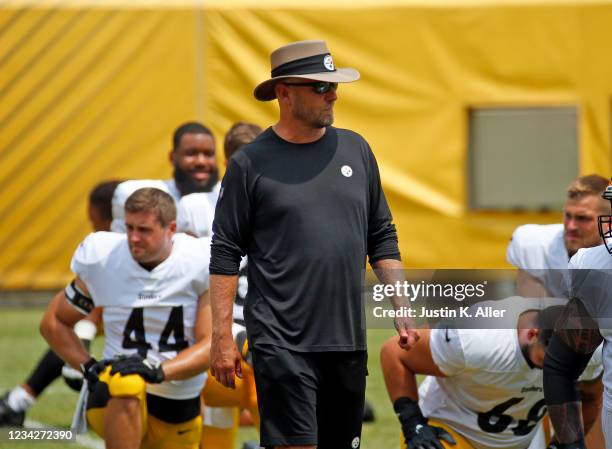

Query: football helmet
[598,180,612,254]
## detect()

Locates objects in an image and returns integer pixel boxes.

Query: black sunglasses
[282,81,338,95]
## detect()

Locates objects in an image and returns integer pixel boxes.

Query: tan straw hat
[253,40,360,101]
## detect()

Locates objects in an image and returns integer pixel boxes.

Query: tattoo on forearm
[548,402,584,444]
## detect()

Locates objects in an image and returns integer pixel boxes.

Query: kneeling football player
[41,187,212,449]
[381,298,603,449]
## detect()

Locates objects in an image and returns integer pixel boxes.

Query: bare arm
[380,328,446,402]
[209,274,242,388]
[84,306,104,330]
[40,278,91,369]
[372,258,419,350]
[161,290,212,381]
[381,327,456,447]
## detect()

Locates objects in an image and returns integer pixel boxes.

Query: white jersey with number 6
[420,297,602,449]
[70,231,210,400]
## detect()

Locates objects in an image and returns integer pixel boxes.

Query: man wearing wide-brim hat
[253,40,360,102]
[209,40,415,449]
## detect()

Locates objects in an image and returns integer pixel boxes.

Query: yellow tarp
[1,1,611,288]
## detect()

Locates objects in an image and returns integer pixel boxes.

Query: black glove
[547,441,586,449]
[80,357,111,391]
[109,354,165,384]
[394,397,456,449]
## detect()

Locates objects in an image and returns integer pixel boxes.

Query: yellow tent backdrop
[1,0,611,289]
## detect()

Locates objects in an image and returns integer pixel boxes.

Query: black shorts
[252,345,367,449]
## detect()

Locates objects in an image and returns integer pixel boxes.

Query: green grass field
[0,308,400,449]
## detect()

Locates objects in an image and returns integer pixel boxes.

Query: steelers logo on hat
[323,54,335,71]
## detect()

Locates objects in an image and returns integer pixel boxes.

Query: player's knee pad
[86,367,147,440]
[99,365,146,399]
[87,366,146,417]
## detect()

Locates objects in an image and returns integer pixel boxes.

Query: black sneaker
[0,392,25,427]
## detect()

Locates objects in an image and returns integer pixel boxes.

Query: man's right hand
[394,397,456,449]
[210,333,242,389]
[81,358,111,391]
[394,316,420,350]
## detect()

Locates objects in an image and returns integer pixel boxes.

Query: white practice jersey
[420,297,602,449]
[176,192,217,238]
[569,244,612,411]
[177,191,246,323]
[507,224,569,297]
[70,232,211,400]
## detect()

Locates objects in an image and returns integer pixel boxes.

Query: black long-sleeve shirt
[210,126,400,351]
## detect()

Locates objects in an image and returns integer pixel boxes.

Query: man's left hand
[109,354,165,383]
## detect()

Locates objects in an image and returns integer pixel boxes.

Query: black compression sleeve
[543,335,595,406]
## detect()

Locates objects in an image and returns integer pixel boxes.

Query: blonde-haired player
[507,174,609,298]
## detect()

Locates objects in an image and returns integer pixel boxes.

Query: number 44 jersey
[70,232,210,400]
[419,299,603,449]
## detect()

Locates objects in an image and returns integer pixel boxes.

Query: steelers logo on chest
[341,165,353,177]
